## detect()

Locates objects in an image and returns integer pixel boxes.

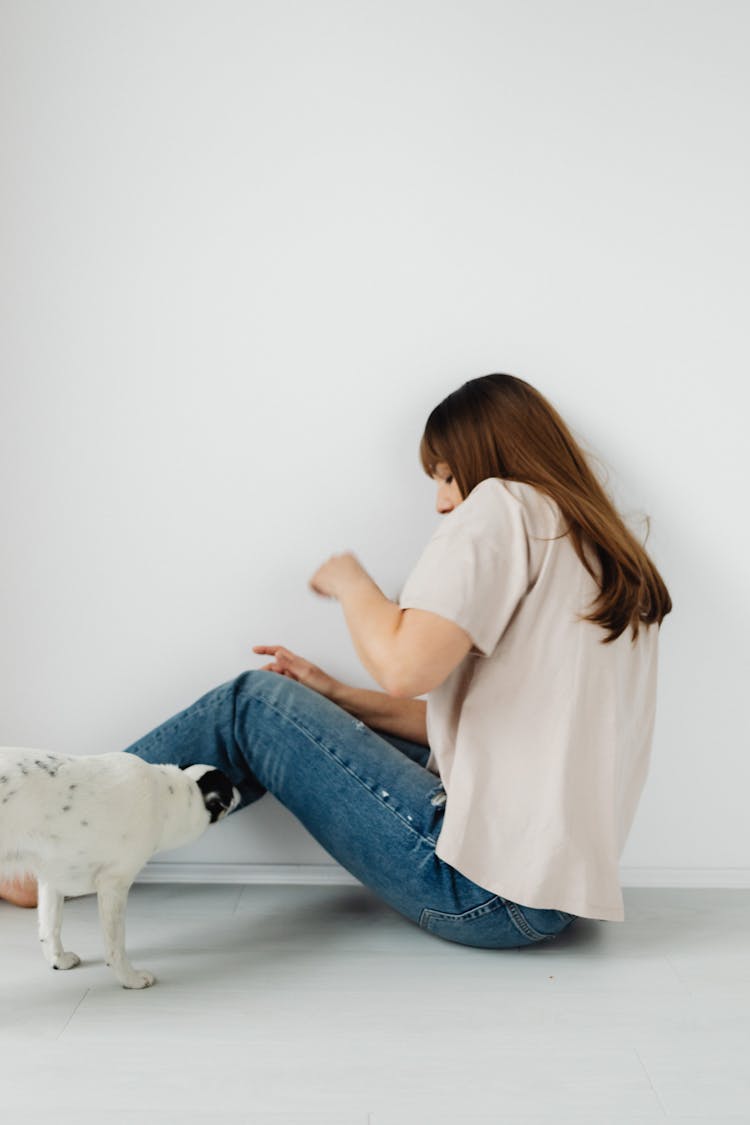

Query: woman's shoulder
[466,477,561,529]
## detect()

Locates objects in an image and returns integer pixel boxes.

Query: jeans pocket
[503,900,574,943]
[418,894,508,948]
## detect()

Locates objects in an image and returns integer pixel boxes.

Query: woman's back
[398,475,660,922]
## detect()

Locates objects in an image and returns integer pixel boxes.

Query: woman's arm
[329,681,428,746]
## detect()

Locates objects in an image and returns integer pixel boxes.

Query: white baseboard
[137,863,363,885]
[134,862,750,888]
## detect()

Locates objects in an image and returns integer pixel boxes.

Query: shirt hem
[434,834,626,923]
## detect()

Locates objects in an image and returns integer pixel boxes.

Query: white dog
[0,747,241,989]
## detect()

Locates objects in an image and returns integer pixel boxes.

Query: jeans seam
[237,686,440,848]
[503,899,549,942]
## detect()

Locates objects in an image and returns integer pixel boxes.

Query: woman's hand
[308,551,367,600]
[251,645,341,702]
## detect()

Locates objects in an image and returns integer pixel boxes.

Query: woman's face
[432,462,463,514]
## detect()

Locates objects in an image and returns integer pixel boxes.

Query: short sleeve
[397,480,529,658]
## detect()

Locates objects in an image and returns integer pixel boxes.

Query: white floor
[0,883,748,1124]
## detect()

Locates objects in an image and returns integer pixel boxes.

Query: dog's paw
[121,970,156,990]
[52,952,81,971]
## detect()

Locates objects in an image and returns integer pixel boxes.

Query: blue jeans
[122,670,576,949]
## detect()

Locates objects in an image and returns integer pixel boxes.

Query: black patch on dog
[181,767,236,824]
[34,758,59,777]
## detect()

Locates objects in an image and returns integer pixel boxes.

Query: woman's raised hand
[251,645,340,701]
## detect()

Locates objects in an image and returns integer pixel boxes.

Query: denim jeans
[122,669,576,949]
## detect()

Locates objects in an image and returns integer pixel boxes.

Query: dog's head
[180,765,242,823]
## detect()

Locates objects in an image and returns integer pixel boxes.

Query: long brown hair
[418,373,672,645]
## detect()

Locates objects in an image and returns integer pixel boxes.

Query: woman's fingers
[253,646,292,677]
[253,644,305,682]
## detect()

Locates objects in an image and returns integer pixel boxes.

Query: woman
[0,875,38,908]
[2,373,671,947]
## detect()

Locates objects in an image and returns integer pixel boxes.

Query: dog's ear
[202,792,225,824]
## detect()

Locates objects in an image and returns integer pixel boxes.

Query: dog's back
[0,747,201,894]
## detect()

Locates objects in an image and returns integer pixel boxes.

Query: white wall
[1,0,747,887]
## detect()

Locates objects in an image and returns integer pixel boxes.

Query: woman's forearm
[329,681,428,747]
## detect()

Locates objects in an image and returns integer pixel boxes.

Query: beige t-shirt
[398,476,659,922]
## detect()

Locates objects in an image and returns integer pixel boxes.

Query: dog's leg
[37,879,81,971]
[96,877,156,989]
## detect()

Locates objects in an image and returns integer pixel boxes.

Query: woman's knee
[235,668,278,690]
[233,668,306,706]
